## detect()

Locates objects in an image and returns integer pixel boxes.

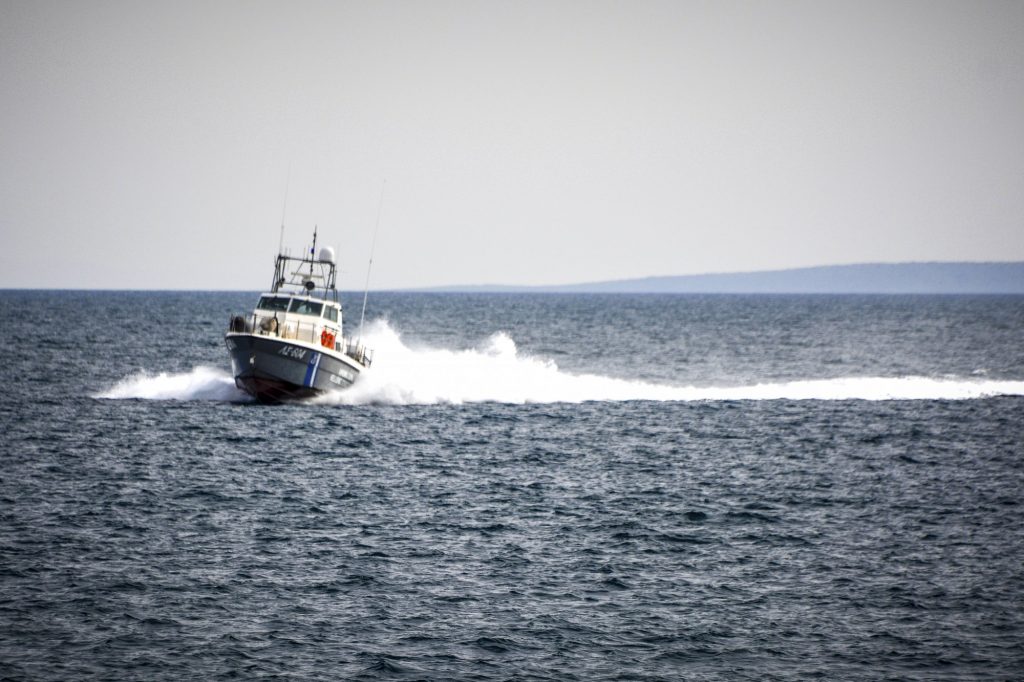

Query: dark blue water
[2,291,1023,679]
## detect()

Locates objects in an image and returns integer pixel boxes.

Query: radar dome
[319,246,336,264]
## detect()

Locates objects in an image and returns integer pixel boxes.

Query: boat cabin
[251,294,342,351]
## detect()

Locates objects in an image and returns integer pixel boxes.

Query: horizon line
[1,260,1022,293]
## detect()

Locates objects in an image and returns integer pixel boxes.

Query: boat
[225,228,372,403]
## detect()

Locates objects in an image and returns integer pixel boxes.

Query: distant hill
[426,262,1024,294]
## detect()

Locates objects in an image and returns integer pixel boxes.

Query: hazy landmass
[421,263,1024,294]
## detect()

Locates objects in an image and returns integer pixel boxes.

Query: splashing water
[95,320,1024,404]
[319,321,1024,404]
[96,366,251,402]
[314,322,678,405]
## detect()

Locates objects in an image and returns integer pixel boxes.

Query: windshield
[288,299,323,317]
[258,296,290,311]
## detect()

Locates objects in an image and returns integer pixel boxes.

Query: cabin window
[258,296,290,311]
[288,299,323,317]
[323,306,339,323]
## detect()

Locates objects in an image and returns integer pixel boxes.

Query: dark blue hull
[225,333,360,404]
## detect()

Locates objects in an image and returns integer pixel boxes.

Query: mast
[310,225,318,282]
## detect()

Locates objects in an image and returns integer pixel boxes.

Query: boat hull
[225,333,361,403]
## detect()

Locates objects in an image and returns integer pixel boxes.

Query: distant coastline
[3,262,1023,294]
[420,262,1024,295]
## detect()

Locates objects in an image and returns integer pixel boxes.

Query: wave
[316,321,1024,405]
[96,366,252,402]
[97,321,1024,405]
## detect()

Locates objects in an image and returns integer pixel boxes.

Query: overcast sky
[2,0,1022,290]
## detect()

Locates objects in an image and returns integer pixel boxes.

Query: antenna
[358,180,386,342]
[278,165,291,256]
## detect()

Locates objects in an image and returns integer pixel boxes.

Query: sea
[2,290,1023,680]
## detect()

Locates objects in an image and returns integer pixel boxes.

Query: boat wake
[98,320,1024,405]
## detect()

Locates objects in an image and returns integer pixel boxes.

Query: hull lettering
[278,346,307,360]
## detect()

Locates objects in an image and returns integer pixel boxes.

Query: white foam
[96,366,251,402]
[313,320,1024,405]
[96,321,1024,405]
[684,376,1024,402]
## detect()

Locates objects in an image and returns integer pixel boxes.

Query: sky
[1,0,1023,290]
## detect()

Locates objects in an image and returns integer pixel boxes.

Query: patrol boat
[225,229,372,403]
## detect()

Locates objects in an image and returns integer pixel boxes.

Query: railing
[344,342,373,367]
[227,313,373,367]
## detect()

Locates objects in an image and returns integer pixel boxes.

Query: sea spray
[98,320,1024,404]
[97,366,251,402]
